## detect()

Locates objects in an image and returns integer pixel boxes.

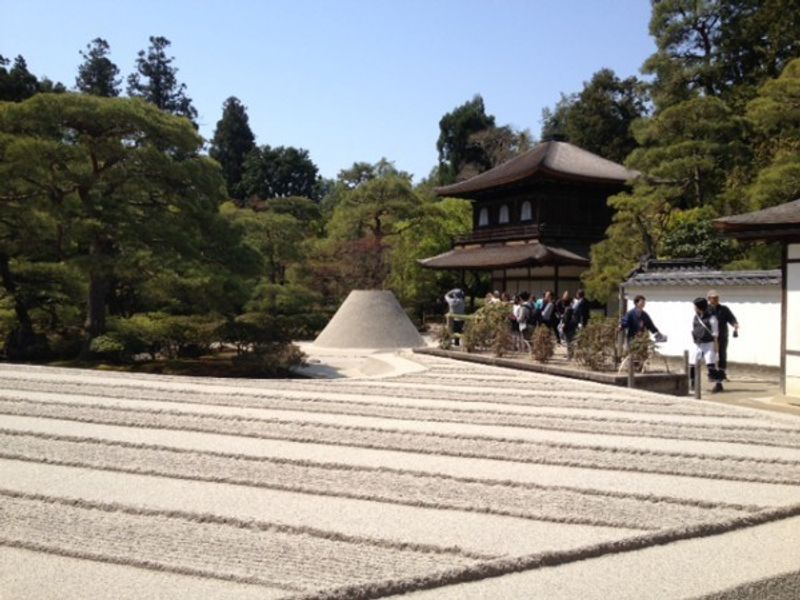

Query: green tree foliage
[436,95,496,184]
[0,94,239,352]
[583,96,748,299]
[0,55,64,102]
[220,201,305,285]
[75,38,121,97]
[582,183,673,301]
[540,69,647,163]
[661,211,739,267]
[127,36,197,122]
[0,55,39,101]
[209,97,256,201]
[387,197,472,316]
[627,96,748,210]
[718,0,800,93]
[239,145,321,201]
[583,2,800,299]
[745,58,800,209]
[643,0,800,109]
[307,166,424,297]
[643,0,725,108]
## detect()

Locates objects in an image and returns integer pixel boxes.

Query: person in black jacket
[573,289,591,329]
[707,290,739,381]
[620,295,664,348]
[692,297,724,393]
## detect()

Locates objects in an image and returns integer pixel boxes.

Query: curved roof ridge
[435,140,637,198]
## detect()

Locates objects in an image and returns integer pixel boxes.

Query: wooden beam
[781,243,788,395]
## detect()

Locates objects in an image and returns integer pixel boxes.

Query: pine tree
[76,38,121,97]
[127,36,197,122]
[209,97,256,200]
[0,55,39,101]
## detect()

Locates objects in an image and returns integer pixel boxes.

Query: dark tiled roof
[715,199,800,228]
[638,258,707,271]
[418,242,589,270]
[435,141,638,198]
[624,269,781,287]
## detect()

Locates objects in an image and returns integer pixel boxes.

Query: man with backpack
[692,297,725,393]
[517,291,537,341]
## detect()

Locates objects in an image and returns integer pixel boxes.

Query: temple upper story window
[520,200,533,221]
[498,204,510,224]
[478,207,489,227]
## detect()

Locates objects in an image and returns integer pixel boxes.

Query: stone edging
[413,348,688,396]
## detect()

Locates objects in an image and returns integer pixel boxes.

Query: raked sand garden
[2,351,800,599]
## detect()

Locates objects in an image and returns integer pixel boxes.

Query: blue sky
[2,0,655,181]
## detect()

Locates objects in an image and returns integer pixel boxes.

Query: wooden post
[627,351,635,388]
[683,350,690,396]
[695,356,702,399]
[554,265,560,296]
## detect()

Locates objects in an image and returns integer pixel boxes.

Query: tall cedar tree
[76,38,121,97]
[210,97,256,201]
[127,36,198,122]
[0,55,41,101]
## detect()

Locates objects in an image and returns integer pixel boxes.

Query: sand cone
[314,290,424,349]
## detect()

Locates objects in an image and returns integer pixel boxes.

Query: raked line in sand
[0,384,793,447]
[0,429,758,530]
[0,365,758,418]
[2,352,800,599]
[1,397,799,484]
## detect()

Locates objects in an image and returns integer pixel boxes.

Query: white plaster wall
[788,356,800,398]
[623,285,781,366]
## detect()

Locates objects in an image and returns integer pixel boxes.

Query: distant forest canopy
[1,0,800,367]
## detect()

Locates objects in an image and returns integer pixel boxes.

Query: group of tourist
[620,290,739,393]
[446,287,740,393]
[445,287,591,355]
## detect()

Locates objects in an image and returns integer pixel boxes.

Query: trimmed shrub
[232,341,307,376]
[434,322,452,350]
[88,334,127,363]
[531,325,555,363]
[101,313,224,361]
[628,330,657,370]
[461,303,514,356]
[573,317,621,371]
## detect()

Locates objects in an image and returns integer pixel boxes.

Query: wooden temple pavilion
[714,198,800,399]
[419,140,637,296]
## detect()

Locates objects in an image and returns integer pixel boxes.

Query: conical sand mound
[314,290,424,349]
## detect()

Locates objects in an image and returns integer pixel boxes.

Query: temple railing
[453,223,606,245]
[454,224,540,245]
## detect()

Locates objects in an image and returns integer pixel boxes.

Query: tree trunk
[85,270,110,339]
[0,252,40,358]
[82,236,113,355]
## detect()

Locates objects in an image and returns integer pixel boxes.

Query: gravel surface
[1,353,799,599]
